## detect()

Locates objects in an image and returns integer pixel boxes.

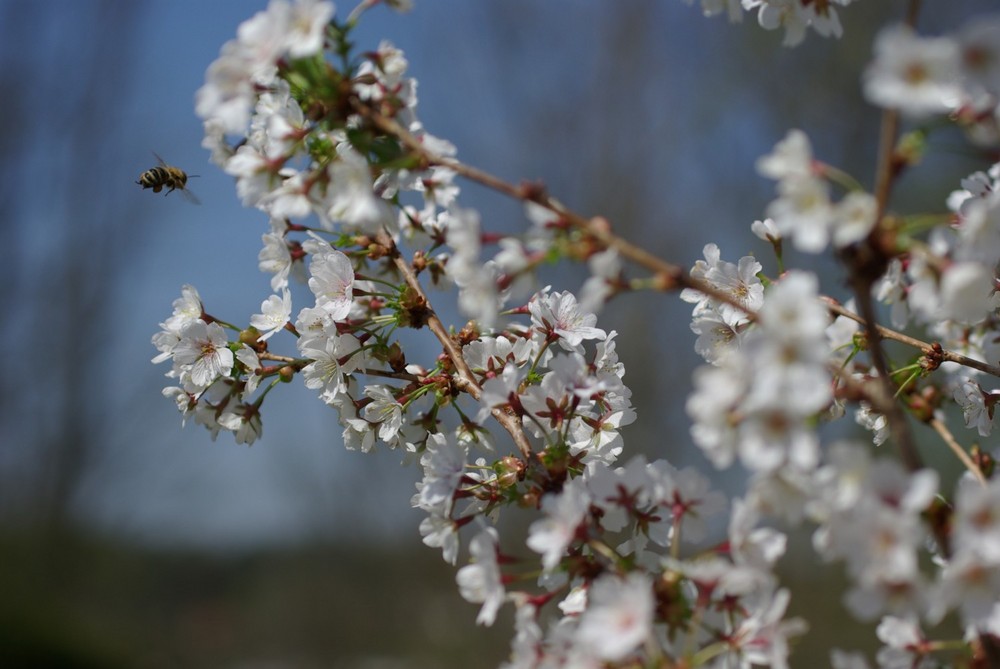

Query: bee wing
[179,186,201,205]
[152,151,169,168]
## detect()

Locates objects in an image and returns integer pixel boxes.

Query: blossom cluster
[684,0,860,47]
[150,0,1000,666]
[684,131,1000,663]
[864,17,1000,140]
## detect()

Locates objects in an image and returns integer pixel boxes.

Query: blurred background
[0,1,996,666]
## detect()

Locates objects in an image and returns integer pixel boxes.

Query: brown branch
[375,230,535,460]
[352,99,756,321]
[849,279,922,472]
[853,0,925,473]
[360,100,1000,377]
[870,0,923,225]
[928,416,986,485]
[258,352,299,364]
[355,92,999,478]
[873,108,900,226]
[359,367,420,382]
[259,352,420,382]
[823,299,1000,378]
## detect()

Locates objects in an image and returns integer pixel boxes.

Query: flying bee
[137,152,201,204]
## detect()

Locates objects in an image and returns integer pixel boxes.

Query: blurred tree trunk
[0,0,141,535]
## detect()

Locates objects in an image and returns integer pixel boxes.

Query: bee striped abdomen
[138,166,182,193]
[137,153,200,204]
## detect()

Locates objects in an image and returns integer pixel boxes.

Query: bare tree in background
[0,0,141,534]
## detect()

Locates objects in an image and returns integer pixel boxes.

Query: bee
[137,152,201,204]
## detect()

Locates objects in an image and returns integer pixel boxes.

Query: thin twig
[259,351,420,381]
[850,0,927,473]
[852,245,920,469]
[362,101,1000,384]
[928,416,986,485]
[376,231,535,460]
[352,99,755,321]
[873,109,900,226]
[823,299,1000,378]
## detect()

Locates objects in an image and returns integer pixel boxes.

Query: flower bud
[412,251,427,273]
[972,445,995,479]
[495,456,525,488]
[457,321,480,346]
[518,488,540,509]
[907,385,940,423]
[387,342,406,372]
[239,326,261,346]
[397,286,430,328]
